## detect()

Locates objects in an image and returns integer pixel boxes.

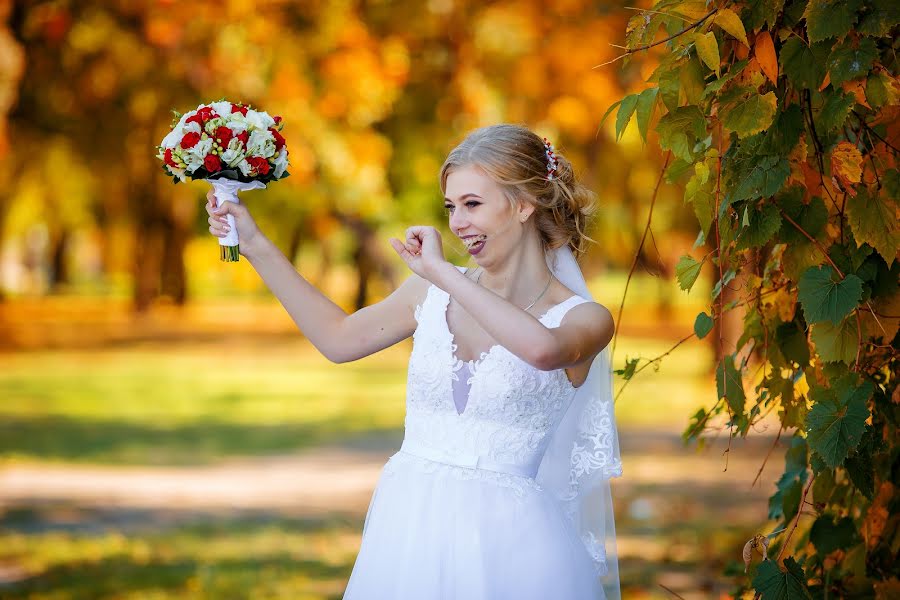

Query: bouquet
[156,100,290,262]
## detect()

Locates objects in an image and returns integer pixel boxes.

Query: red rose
[237,131,249,146]
[214,126,233,145]
[196,106,218,123]
[181,132,200,149]
[185,113,203,128]
[164,148,179,168]
[273,116,282,125]
[204,154,222,172]
[231,103,248,116]
[248,156,270,175]
[269,128,285,152]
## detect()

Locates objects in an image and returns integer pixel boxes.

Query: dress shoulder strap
[542,295,592,329]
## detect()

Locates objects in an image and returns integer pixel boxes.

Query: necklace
[469,267,553,312]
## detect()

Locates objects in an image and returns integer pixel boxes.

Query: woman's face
[443,164,531,265]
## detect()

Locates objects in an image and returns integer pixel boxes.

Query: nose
[449,208,468,235]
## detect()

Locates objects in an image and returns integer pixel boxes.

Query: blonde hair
[439,124,598,260]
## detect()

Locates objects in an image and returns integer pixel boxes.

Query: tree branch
[594,9,718,68]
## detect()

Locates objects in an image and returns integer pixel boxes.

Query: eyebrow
[443,193,483,203]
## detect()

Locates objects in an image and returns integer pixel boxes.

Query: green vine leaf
[827,37,878,87]
[797,265,863,325]
[810,315,861,364]
[676,254,703,291]
[656,105,707,162]
[615,94,639,141]
[806,374,872,468]
[635,87,659,143]
[804,0,863,43]
[722,92,778,138]
[753,556,813,599]
[780,38,830,90]
[693,31,720,77]
[847,187,900,267]
[694,311,713,339]
[716,353,745,415]
[857,0,900,37]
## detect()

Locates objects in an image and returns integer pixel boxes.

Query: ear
[516,197,536,223]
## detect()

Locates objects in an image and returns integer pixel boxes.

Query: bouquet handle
[207,178,267,262]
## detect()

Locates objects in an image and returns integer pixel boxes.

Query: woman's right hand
[206,190,264,255]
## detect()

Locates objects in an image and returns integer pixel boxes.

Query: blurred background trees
[2,0,693,317]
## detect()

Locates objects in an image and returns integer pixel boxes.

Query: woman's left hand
[390,226,448,282]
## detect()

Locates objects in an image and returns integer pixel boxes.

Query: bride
[207,124,623,599]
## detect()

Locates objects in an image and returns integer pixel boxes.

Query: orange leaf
[831,141,863,193]
[842,79,871,109]
[818,71,831,92]
[734,40,749,61]
[755,31,778,84]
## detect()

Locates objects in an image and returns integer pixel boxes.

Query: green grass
[0,509,361,599]
[1,330,717,466]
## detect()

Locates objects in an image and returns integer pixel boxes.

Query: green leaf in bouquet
[210,169,241,181]
[752,556,812,600]
[798,265,863,325]
[806,374,872,468]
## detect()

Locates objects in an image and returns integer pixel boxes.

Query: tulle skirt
[342,448,604,599]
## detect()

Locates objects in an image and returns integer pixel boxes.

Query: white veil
[536,244,623,600]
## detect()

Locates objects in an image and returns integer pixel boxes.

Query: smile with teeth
[463,235,487,249]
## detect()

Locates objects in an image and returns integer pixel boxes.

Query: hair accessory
[543,137,559,181]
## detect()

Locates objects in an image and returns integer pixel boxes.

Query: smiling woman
[204,120,620,599]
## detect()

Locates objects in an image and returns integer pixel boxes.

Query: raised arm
[207,191,428,363]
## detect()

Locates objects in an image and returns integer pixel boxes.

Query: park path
[0,428,780,521]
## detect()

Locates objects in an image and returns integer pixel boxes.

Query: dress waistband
[399,438,541,479]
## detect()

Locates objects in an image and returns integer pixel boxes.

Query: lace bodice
[395,265,591,492]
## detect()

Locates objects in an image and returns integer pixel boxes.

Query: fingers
[208,214,231,238]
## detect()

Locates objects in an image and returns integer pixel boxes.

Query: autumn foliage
[606,0,898,597]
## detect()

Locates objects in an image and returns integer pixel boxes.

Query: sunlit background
[2,1,782,598]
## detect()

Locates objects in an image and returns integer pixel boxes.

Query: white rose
[244,109,275,131]
[220,137,246,168]
[183,121,201,134]
[273,147,289,178]
[161,128,182,149]
[228,119,248,136]
[247,129,275,158]
[210,101,233,120]
[185,137,212,161]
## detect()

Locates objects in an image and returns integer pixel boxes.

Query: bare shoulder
[563,298,616,352]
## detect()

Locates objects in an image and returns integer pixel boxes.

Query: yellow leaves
[714,8,749,47]
[755,31,778,85]
[693,31,720,76]
[830,141,863,194]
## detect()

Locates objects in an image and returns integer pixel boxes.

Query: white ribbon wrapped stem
[207,178,267,247]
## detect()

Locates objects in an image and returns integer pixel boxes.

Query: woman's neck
[474,230,552,307]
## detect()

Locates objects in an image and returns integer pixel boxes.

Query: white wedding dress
[342,265,617,599]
